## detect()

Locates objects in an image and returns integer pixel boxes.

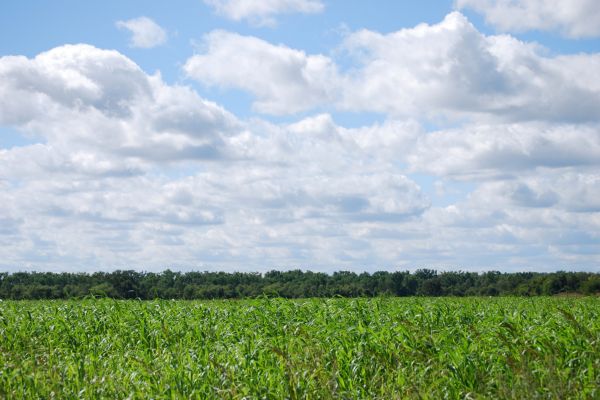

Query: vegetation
[1,269,599,300]
[1,297,598,398]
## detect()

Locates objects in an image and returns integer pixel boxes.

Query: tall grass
[1,297,598,399]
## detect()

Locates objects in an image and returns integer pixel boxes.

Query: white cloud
[0,45,433,270]
[340,12,600,121]
[184,13,600,122]
[407,122,600,178]
[498,173,600,212]
[456,0,600,38]
[203,0,324,26]
[116,16,167,48]
[0,113,431,270]
[0,44,240,169]
[184,31,339,114]
[400,171,600,270]
[1,34,600,271]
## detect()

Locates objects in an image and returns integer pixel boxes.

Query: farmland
[1,297,599,399]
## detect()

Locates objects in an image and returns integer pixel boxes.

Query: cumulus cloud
[407,122,600,178]
[203,0,324,26]
[0,112,431,270]
[184,31,340,114]
[184,13,600,122]
[499,173,600,212]
[116,16,167,48]
[454,172,600,214]
[237,115,600,270]
[0,44,240,170]
[341,12,600,121]
[2,27,600,271]
[456,0,600,38]
[405,170,600,269]
[0,45,433,270]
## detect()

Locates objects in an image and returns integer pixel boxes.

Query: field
[1,298,598,399]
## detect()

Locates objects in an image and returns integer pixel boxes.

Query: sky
[1,0,599,273]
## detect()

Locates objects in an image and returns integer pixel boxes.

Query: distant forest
[1,269,599,300]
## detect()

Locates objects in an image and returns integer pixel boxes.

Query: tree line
[1,269,599,300]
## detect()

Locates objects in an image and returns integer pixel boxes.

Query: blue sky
[1,0,599,272]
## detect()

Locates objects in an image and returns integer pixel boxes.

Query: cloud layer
[1,11,599,271]
[185,12,600,123]
[456,0,600,38]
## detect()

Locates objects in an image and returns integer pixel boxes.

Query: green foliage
[582,276,600,295]
[0,269,599,299]
[89,282,117,298]
[0,298,598,398]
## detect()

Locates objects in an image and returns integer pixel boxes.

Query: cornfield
[1,297,598,399]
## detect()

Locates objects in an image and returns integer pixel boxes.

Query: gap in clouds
[0,126,40,149]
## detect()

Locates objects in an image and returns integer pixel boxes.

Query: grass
[0,297,598,399]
